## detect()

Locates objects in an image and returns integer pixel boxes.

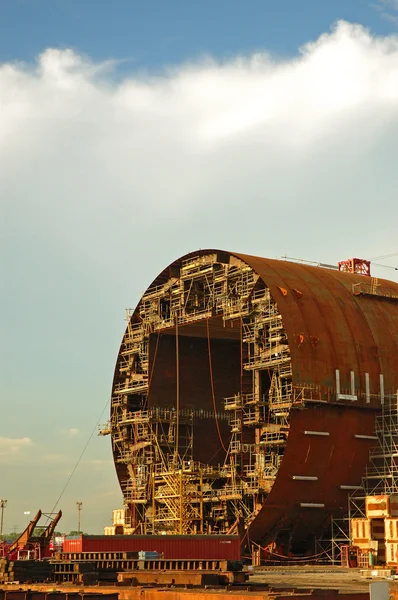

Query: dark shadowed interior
[147,316,241,465]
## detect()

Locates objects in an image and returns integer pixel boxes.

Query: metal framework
[314,514,350,564]
[338,258,371,277]
[340,395,398,564]
[99,249,398,552]
[363,395,398,495]
[100,254,297,535]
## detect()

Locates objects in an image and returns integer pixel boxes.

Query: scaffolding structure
[316,396,398,564]
[363,396,398,496]
[313,514,350,564]
[315,398,398,564]
[99,251,392,544]
[99,253,299,535]
[339,396,398,528]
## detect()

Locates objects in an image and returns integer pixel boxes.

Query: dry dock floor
[249,566,392,592]
[1,567,398,598]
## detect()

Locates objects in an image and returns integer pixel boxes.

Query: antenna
[76,501,83,534]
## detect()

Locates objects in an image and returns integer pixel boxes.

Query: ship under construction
[100,250,398,554]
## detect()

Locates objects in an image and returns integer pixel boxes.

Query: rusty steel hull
[236,252,398,400]
[109,249,398,550]
[247,403,376,545]
[146,250,398,401]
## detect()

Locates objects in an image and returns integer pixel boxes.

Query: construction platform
[102,249,398,556]
[0,556,245,587]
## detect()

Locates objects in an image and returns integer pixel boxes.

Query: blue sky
[0,0,396,67]
[2,1,398,534]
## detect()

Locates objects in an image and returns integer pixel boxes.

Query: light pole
[24,511,30,527]
[0,500,7,541]
[76,502,83,534]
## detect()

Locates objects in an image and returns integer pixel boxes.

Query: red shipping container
[63,534,241,560]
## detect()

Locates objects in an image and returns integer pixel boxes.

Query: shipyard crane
[3,509,62,560]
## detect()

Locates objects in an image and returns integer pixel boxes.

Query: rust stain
[109,248,398,549]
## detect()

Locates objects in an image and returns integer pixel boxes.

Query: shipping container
[365,495,398,518]
[366,495,390,518]
[351,518,370,542]
[370,519,385,540]
[112,508,129,526]
[62,535,241,560]
[104,526,116,535]
[385,541,398,565]
[104,525,124,535]
[391,497,398,517]
[385,518,398,541]
[377,540,386,564]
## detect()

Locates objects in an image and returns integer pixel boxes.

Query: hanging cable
[145,330,161,409]
[207,445,226,463]
[369,252,398,261]
[372,262,398,271]
[46,395,111,523]
[239,317,245,460]
[240,317,243,396]
[250,539,329,561]
[206,318,228,453]
[175,312,180,463]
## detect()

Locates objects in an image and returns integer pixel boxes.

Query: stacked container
[351,517,371,550]
[350,495,398,565]
[385,517,398,564]
[350,518,380,564]
[104,508,131,535]
[365,495,398,518]
[367,494,398,564]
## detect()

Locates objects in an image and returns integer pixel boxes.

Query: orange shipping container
[390,496,398,517]
[112,508,129,526]
[377,540,386,563]
[385,518,398,540]
[385,541,398,565]
[371,519,385,540]
[351,518,371,542]
[366,495,390,518]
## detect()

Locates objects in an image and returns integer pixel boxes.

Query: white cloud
[2,19,398,532]
[67,428,80,437]
[378,0,398,10]
[0,437,33,456]
[2,20,398,277]
[374,0,398,23]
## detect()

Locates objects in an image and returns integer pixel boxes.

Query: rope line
[148,330,160,391]
[251,539,329,560]
[46,396,110,522]
[206,318,228,453]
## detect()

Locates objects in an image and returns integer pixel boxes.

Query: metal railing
[224,395,242,410]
